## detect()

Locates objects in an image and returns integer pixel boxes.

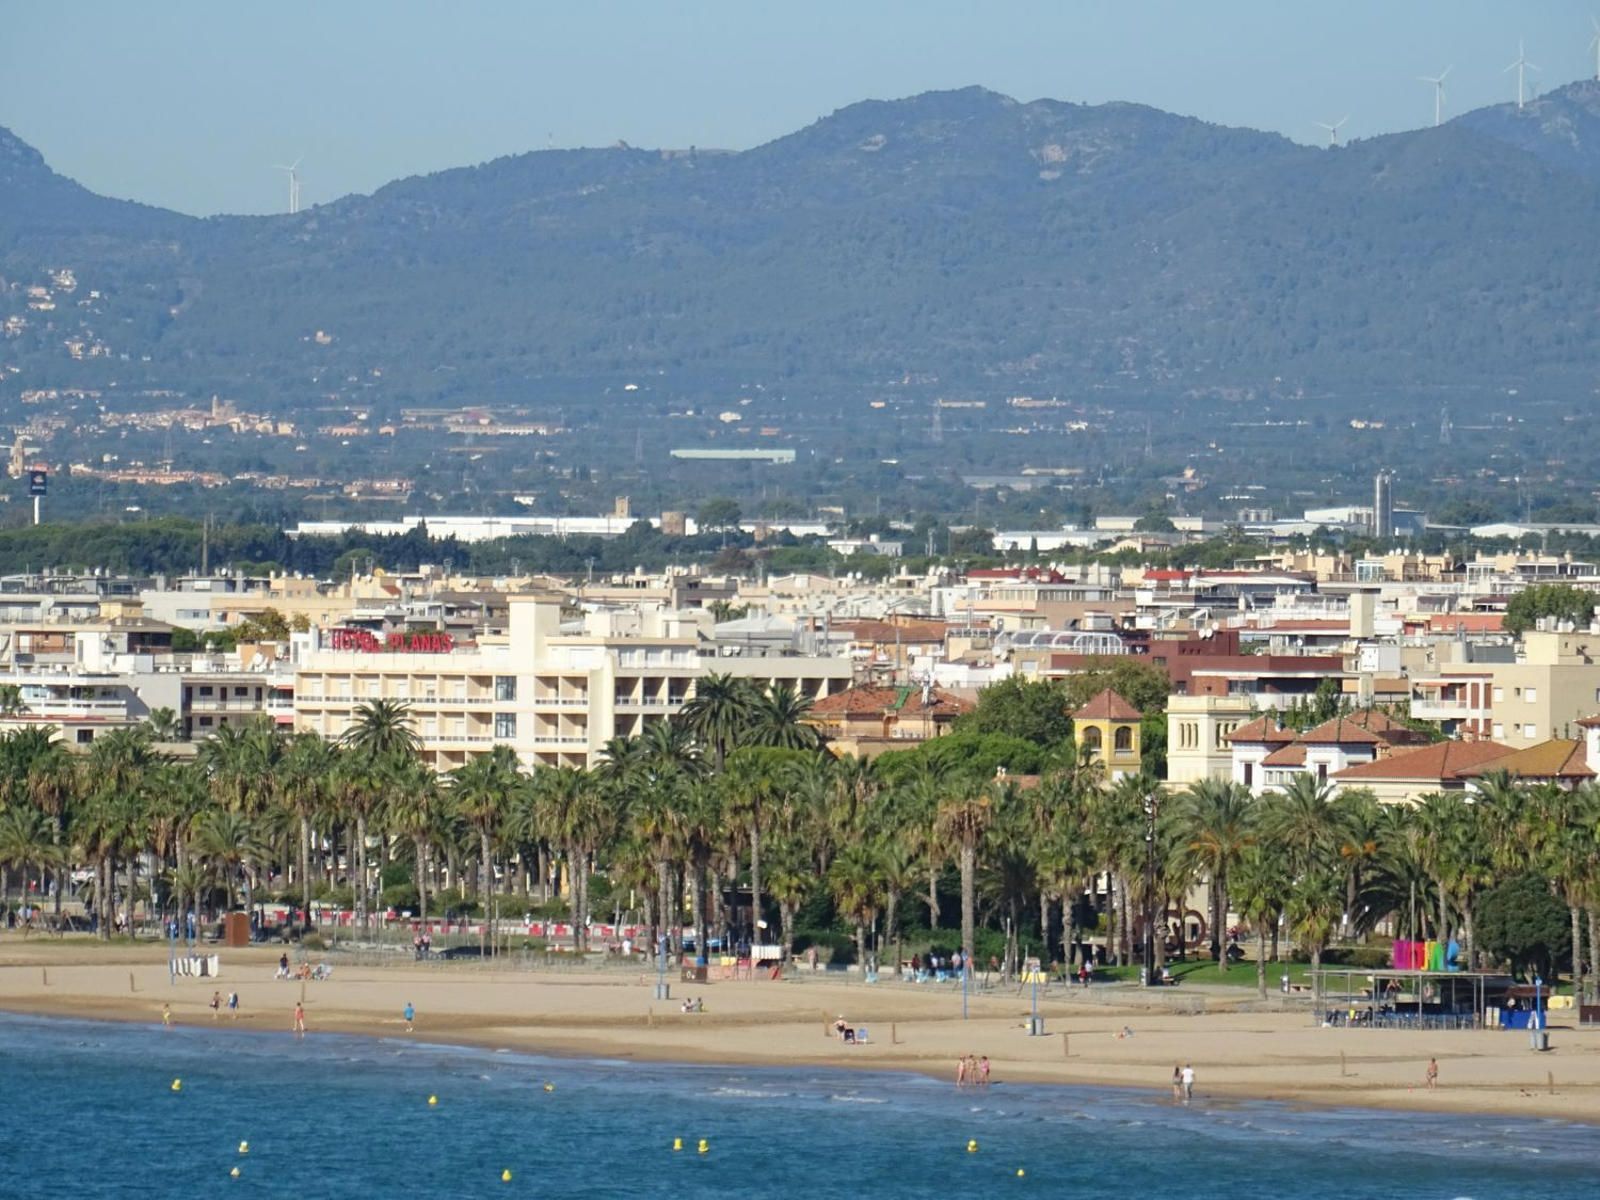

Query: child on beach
[293,1002,306,1035]
[404,1002,415,1032]
[162,1004,171,1028]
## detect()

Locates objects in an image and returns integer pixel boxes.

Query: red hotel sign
[328,628,455,654]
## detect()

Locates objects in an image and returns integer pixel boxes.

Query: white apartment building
[294,594,853,772]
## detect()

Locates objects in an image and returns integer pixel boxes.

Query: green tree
[1503,584,1596,636]
[955,677,1073,746]
[1476,874,1572,980]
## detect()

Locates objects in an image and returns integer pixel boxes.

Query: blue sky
[3,0,1595,215]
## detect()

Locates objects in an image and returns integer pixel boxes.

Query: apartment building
[294,594,852,772]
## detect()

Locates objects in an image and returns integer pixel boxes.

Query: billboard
[27,470,46,497]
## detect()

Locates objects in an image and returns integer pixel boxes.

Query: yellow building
[1072,688,1142,779]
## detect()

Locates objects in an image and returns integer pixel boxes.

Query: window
[1493,687,1504,702]
[1081,726,1103,754]
[1525,687,1538,703]
[1524,724,1537,739]
[495,712,517,739]
[76,729,93,744]
[1113,725,1133,753]
[1242,762,1253,788]
[495,676,517,701]
[1493,722,1505,739]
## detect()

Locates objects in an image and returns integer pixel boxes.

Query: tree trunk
[780,900,795,967]
[565,845,581,953]
[356,814,369,934]
[854,921,866,975]
[1588,907,1600,1003]
[480,829,492,903]
[1040,893,1053,969]
[889,890,903,978]
[300,816,313,930]
[927,866,941,929]
[692,859,709,967]
[1209,877,1223,964]
[656,859,671,958]
[748,821,761,947]
[415,837,430,924]
[1216,874,1229,974]
[1256,918,1267,999]
[959,842,976,968]
[1571,903,1583,998]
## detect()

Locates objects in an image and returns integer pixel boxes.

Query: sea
[0,1012,1593,1198]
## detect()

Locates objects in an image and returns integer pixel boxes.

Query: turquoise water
[1,1013,1594,1198]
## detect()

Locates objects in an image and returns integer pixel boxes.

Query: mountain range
[4,82,1600,406]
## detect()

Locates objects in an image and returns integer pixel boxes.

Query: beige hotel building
[294,594,852,771]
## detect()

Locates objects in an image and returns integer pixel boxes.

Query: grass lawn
[1093,959,1319,988]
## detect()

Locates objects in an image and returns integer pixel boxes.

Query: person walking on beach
[1180,1063,1195,1104]
[293,1001,306,1035]
[162,1003,172,1029]
[956,1056,968,1088]
[1171,1066,1182,1103]
[227,991,239,1020]
[209,990,221,1021]
[978,1056,991,1087]
[404,1001,415,1032]
[1425,1058,1438,1090]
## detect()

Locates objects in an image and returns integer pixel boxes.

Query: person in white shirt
[1180,1063,1195,1103]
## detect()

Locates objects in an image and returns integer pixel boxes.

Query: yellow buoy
[1017,1168,1026,1178]
[170,1079,182,1093]
[966,1139,979,1154]
[238,1141,249,1155]
[229,1167,240,1179]
[428,1095,438,1107]
[697,1139,709,1155]
[501,1169,513,1182]
[543,1083,554,1093]
[672,1138,683,1151]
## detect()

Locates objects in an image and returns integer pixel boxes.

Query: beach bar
[1311,969,1518,1030]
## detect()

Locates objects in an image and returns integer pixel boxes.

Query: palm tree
[678,673,756,770]
[1174,778,1256,968]
[539,765,611,952]
[386,755,448,924]
[331,749,389,931]
[934,772,991,970]
[1231,848,1291,997]
[342,698,422,760]
[0,805,59,914]
[829,841,884,972]
[450,746,521,909]
[745,683,823,752]
[143,707,182,742]
[1286,870,1343,979]
[279,733,333,928]
[192,809,260,913]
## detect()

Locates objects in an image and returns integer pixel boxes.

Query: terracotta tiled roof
[1262,744,1307,767]
[1457,739,1595,781]
[1332,740,1515,783]
[1575,714,1600,729]
[1226,715,1297,746]
[832,620,949,645]
[1072,688,1141,721]
[807,683,972,718]
[1299,709,1424,746]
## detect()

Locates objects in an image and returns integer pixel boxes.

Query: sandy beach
[2,939,1597,1125]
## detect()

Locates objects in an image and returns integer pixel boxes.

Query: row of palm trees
[0,676,1592,997]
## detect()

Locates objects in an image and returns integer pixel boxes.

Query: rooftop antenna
[1590,17,1600,82]
[1418,66,1452,127]
[1505,41,1538,109]
[1314,116,1349,148]
[272,158,303,214]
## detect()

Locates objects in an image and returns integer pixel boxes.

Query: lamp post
[1141,792,1158,987]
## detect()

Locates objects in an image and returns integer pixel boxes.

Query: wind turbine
[272,158,302,214]
[1589,17,1600,82]
[1314,116,1348,148]
[1504,40,1539,109]
[1418,66,1452,127]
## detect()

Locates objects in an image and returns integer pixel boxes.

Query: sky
[3,0,1596,216]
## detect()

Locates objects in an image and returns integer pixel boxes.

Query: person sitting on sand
[834,1015,849,1038]
[682,999,694,1014]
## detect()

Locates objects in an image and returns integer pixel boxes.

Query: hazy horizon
[3,0,1597,217]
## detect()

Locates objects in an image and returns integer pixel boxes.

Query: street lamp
[1142,792,1159,987]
